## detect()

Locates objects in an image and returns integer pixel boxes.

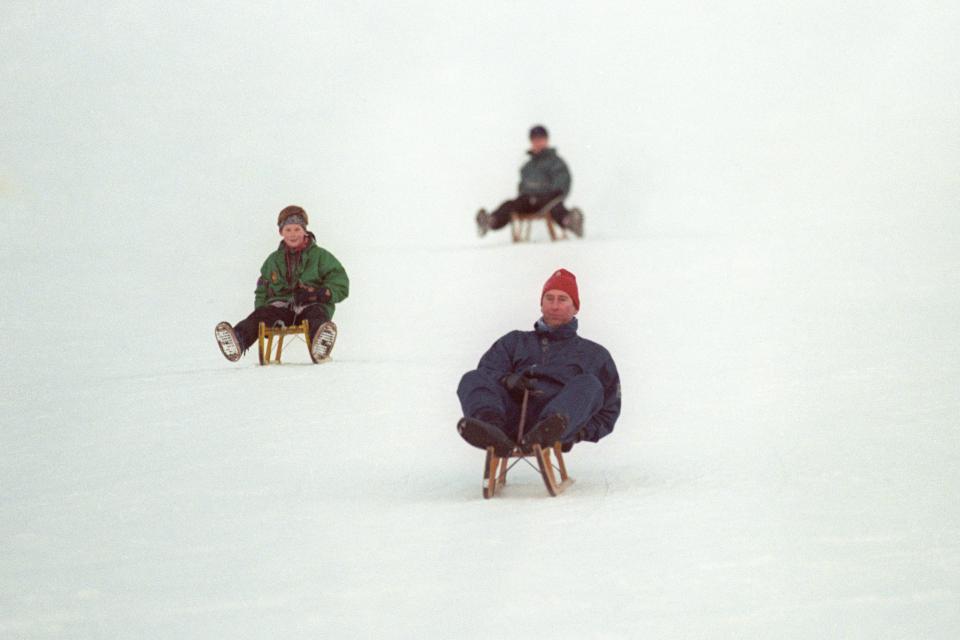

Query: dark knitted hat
[277,205,308,229]
[529,124,549,139]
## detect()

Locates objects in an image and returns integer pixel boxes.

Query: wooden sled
[483,442,573,498]
[510,195,567,243]
[257,320,310,365]
[481,389,574,499]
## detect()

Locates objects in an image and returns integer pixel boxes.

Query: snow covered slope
[2,2,959,638]
[3,230,959,638]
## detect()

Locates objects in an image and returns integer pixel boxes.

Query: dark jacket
[518,148,572,198]
[254,232,349,319]
[475,319,620,442]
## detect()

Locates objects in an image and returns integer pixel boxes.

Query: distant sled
[477,195,584,243]
[510,195,568,243]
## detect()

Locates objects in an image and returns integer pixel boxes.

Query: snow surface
[2,2,960,638]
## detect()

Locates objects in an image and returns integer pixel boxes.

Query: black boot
[215,322,244,362]
[475,209,490,237]
[562,208,584,238]
[457,412,514,457]
[522,413,568,448]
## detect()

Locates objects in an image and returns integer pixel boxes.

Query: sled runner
[510,195,567,243]
[257,320,338,365]
[481,389,574,498]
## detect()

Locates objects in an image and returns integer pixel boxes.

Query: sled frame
[483,442,573,498]
[510,195,567,243]
[258,320,310,365]
[481,389,574,498]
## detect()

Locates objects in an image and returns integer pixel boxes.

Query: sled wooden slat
[539,446,556,495]
[497,456,510,486]
[554,442,569,479]
[257,320,310,365]
[535,444,574,496]
[483,448,502,499]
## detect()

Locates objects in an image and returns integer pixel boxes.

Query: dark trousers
[488,194,570,230]
[234,303,330,350]
[457,371,604,443]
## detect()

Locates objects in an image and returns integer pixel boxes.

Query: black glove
[294,285,332,306]
[501,372,539,396]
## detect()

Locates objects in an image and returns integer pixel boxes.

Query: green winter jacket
[518,148,571,197]
[254,232,349,319]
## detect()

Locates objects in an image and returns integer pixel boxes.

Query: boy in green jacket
[215,205,349,363]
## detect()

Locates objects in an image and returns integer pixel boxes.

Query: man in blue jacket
[476,125,584,237]
[457,269,620,455]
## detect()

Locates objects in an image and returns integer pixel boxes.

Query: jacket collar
[527,147,557,159]
[534,317,578,340]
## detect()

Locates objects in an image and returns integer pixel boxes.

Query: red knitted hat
[541,268,580,309]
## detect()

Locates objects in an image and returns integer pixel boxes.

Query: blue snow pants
[457,371,604,443]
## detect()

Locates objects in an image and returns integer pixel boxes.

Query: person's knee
[457,370,485,396]
[568,373,603,396]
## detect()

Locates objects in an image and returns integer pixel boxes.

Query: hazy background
[3,1,958,246]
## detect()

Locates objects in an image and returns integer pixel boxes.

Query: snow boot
[457,415,515,457]
[214,321,243,362]
[522,413,568,448]
[310,321,338,363]
[563,208,584,238]
[476,209,490,237]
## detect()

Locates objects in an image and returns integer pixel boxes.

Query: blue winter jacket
[475,318,621,442]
